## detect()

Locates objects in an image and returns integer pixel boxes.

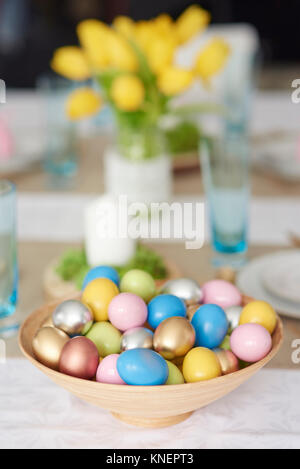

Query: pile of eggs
[32,267,277,386]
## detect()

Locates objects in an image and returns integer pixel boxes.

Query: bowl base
[111,411,193,428]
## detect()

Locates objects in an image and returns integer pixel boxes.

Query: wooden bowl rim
[18,295,283,393]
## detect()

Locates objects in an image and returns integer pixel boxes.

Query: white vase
[104,146,172,204]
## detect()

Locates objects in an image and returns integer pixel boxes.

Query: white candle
[84,194,136,267]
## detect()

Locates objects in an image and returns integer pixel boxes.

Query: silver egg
[121,327,153,352]
[159,278,203,305]
[52,300,93,336]
[225,305,243,331]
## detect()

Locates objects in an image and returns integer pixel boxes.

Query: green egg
[165,360,185,385]
[220,334,231,351]
[120,269,156,303]
[86,321,121,357]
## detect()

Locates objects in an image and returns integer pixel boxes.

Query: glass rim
[0,180,16,197]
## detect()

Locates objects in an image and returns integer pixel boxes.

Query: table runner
[0,359,299,449]
[17,193,300,245]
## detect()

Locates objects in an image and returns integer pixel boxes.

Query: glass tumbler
[200,134,249,267]
[0,180,18,337]
[37,74,78,184]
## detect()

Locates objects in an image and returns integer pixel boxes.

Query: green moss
[165,120,200,155]
[55,244,168,290]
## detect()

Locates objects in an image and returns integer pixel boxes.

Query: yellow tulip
[146,36,175,74]
[66,88,102,120]
[113,16,136,39]
[153,14,174,36]
[176,5,210,44]
[51,46,90,81]
[77,19,110,69]
[108,31,138,72]
[194,38,230,81]
[157,66,194,95]
[111,75,145,111]
[134,21,156,52]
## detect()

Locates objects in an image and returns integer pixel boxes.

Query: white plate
[261,251,300,304]
[236,250,300,319]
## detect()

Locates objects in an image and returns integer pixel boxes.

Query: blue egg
[147,294,186,329]
[82,266,120,290]
[191,304,228,349]
[117,348,168,385]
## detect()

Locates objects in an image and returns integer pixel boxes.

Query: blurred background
[1,0,300,351]
[0,0,298,89]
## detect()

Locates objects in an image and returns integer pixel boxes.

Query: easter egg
[219,334,231,351]
[108,292,148,331]
[239,300,277,334]
[186,304,199,321]
[159,278,203,305]
[120,269,156,303]
[213,348,239,375]
[59,336,99,379]
[82,266,120,289]
[225,305,243,332]
[121,327,153,351]
[32,326,69,370]
[230,323,272,362]
[86,322,121,357]
[117,348,168,385]
[96,354,126,385]
[52,299,93,335]
[202,279,241,309]
[182,347,222,382]
[82,277,119,321]
[148,294,186,329]
[165,360,184,385]
[153,316,195,360]
[191,304,228,349]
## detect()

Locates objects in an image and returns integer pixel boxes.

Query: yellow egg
[82,278,119,321]
[182,347,221,382]
[239,300,277,334]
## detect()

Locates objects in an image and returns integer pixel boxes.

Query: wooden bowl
[19,295,283,428]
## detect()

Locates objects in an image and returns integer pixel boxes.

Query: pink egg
[108,292,148,332]
[96,354,126,385]
[230,323,272,362]
[202,279,241,309]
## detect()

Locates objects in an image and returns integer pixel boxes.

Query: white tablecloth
[0,359,300,449]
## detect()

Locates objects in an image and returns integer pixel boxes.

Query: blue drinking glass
[37,74,78,184]
[200,135,249,267]
[0,180,19,337]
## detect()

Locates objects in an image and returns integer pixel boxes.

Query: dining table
[1,89,300,449]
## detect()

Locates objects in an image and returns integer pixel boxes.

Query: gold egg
[186,304,200,321]
[213,348,239,375]
[40,315,54,328]
[32,326,69,370]
[153,316,195,360]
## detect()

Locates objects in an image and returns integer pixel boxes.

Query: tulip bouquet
[51,4,229,160]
